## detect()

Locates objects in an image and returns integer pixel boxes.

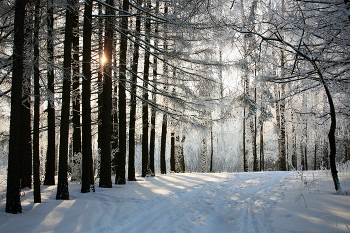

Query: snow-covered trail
[1,170,349,233]
[108,172,288,233]
[0,171,290,233]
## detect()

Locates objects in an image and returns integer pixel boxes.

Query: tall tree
[141,0,151,177]
[44,0,56,186]
[97,2,103,156]
[100,0,114,188]
[159,3,168,175]
[253,86,258,171]
[116,0,129,185]
[149,0,160,176]
[291,105,297,170]
[71,0,82,180]
[128,0,142,181]
[33,0,41,203]
[56,0,75,200]
[20,2,33,190]
[81,0,94,193]
[6,0,27,214]
[260,96,265,171]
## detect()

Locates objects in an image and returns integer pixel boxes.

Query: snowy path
[110,172,288,233]
[76,172,288,233]
[1,171,349,233]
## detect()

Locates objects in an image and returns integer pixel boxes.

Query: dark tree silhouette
[159,4,168,175]
[141,0,151,177]
[116,0,129,185]
[81,0,94,193]
[20,2,33,190]
[6,0,27,214]
[100,0,114,188]
[128,0,142,182]
[33,0,41,203]
[72,0,82,173]
[56,0,75,200]
[44,0,56,186]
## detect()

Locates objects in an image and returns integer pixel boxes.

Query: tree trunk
[128,0,142,181]
[260,93,264,171]
[33,0,41,203]
[149,0,159,175]
[100,0,114,188]
[160,4,168,175]
[160,113,167,174]
[314,143,317,170]
[202,138,207,173]
[170,132,175,172]
[312,61,342,191]
[81,0,94,193]
[141,0,151,177]
[210,123,214,172]
[278,88,287,171]
[301,143,305,171]
[253,87,258,171]
[116,0,129,185]
[260,124,264,171]
[20,2,33,190]
[6,0,26,213]
[97,2,103,161]
[56,0,74,200]
[291,107,297,170]
[72,0,81,181]
[243,106,248,172]
[44,0,56,186]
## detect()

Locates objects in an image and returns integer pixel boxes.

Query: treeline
[3,0,223,213]
[2,0,350,214]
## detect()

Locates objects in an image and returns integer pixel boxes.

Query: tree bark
[291,107,297,170]
[97,1,103,163]
[128,0,142,181]
[6,0,26,214]
[149,0,159,176]
[312,61,341,191]
[20,2,33,190]
[279,88,286,171]
[100,0,114,188]
[33,0,41,203]
[260,124,264,171]
[44,0,56,186]
[160,113,167,174]
[56,0,74,200]
[141,0,151,177]
[72,0,82,180]
[201,138,207,173]
[243,104,248,172]
[170,132,175,172]
[116,0,129,185]
[160,4,168,175]
[81,0,94,193]
[253,87,258,171]
[210,123,214,172]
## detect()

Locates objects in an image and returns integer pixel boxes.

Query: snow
[0,170,349,233]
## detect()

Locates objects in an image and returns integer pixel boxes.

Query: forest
[1,0,350,215]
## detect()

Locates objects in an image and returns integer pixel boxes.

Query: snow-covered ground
[0,169,349,233]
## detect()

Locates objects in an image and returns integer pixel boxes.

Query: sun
[101,54,106,65]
